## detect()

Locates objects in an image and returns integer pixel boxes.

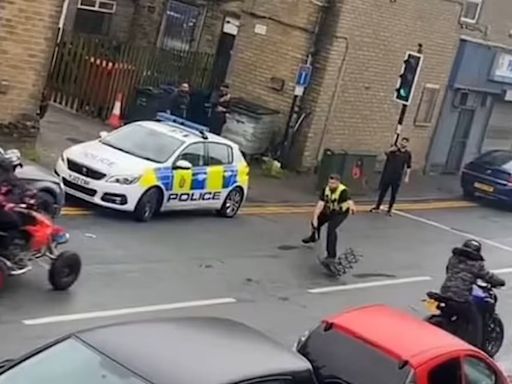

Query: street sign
[296,64,312,88]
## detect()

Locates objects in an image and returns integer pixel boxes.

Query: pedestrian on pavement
[370,137,412,216]
[302,174,356,269]
[168,82,190,119]
[209,83,231,136]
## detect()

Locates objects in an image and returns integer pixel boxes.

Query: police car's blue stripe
[192,167,208,190]
[223,165,238,189]
[156,167,173,191]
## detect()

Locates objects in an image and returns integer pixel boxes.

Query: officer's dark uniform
[302,183,351,260]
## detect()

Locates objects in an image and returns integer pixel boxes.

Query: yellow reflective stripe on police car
[173,169,192,192]
[207,165,224,191]
[139,168,159,188]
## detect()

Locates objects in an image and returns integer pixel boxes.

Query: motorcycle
[0,204,81,291]
[424,280,504,357]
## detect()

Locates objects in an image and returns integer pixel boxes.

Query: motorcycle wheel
[482,315,504,358]
[48,251,81,291]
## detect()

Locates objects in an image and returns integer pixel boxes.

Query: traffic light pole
[393,43,423,146]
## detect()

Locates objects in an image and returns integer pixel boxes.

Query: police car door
[167,142,207,210]
[205,142,236,209]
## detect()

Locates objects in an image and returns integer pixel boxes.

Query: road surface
[1,202,512,371]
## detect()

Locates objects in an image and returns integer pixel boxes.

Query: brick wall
[227,0,322,127]
[130,0,167,46]
[62,0,135,42]
[462,0,512,46]
[297,0,462,170]
[0,0,63,141]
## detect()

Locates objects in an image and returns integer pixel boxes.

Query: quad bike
[0,204,81,291]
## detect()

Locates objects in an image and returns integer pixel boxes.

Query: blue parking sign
[296,64,312,87]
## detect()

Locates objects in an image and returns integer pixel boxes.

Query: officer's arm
[342,189,356,214]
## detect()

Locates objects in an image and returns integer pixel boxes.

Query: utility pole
[392,43,423,145]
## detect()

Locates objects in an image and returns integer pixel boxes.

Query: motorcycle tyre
[48,251,81,291]
[482,315,504,358]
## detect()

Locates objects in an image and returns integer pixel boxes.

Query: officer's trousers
[314,210,349,259]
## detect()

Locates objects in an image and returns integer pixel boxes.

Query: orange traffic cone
[108,92,123,129]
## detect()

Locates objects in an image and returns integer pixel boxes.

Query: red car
[295,305,509,384]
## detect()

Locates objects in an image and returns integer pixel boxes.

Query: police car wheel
[218,187,243,218]
[134,188,162,222]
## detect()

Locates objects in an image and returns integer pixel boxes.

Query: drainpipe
[280,0,329,168]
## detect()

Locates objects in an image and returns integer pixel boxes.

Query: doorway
[211,16,239,88]
[445,108,475,173]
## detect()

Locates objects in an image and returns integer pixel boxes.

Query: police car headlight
[106,175,141,185]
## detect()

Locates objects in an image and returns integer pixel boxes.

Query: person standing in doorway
[168,82,190,119]
[370,137,412,216]
[209,83,231,136]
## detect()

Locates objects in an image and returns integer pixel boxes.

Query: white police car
[55,114,250,222]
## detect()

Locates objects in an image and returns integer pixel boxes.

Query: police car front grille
[67,159,106,180]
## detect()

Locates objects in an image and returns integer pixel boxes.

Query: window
[74,0,116,36]
[297,326,413,384]
[159,0,203,51]
[100,123,184,163]
[177,143,206,167]
[208,143,232,166]
[428,358,463,384]
[477,150,512,171]
[463,357,497,384]
[415,84,440,126]
[0,338,145,384]
[461,0,482,24]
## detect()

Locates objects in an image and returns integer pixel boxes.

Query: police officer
[302,174,356,268]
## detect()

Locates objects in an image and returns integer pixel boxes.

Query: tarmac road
[1,202,512,372]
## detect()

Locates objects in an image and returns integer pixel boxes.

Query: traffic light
[394,52,423,105]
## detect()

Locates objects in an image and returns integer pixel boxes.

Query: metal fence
[46,36,214,120]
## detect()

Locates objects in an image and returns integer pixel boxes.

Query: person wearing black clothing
[168,82,190,119]
[302,174,356,269]
[209,83,231,136]
[370,137,412,216]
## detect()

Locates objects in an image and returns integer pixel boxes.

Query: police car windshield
[101,123,184,163]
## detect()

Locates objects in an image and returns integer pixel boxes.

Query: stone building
[0,0,63,146]
[228,0,463,170]
[427,0,512,173]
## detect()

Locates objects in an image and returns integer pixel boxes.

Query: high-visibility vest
[324,184,350,212]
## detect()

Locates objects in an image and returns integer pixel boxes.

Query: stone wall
[0,0,63,148]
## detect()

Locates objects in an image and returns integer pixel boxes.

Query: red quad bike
[0,204,81,291]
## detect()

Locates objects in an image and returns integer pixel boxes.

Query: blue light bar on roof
[156,113,210,137]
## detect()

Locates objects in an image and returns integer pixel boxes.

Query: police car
[55,113,249,222]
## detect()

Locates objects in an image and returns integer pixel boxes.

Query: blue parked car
[461,150,512,203]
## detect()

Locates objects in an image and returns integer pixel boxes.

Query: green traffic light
[399,89,409,98]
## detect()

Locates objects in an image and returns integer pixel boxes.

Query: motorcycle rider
[440,239,505,347]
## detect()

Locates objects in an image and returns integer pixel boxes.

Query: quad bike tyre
[0,260,8,291]
[48,251,81,291]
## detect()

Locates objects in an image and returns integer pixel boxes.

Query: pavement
[1,202,512,373]
[35,105,463,207]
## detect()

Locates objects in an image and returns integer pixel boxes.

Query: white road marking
[308,276,432,294]
[394,210,512,253]
[22,297,237,325]
[491,267,512,274]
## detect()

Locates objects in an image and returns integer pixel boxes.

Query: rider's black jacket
[440,247,505,303]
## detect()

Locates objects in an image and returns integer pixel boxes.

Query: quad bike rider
[0,156,38,269]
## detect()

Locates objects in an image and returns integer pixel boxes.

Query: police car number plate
[68,174,90,186]
[424,299,439,314]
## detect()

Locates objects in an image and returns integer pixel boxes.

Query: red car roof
[325,304,479,367]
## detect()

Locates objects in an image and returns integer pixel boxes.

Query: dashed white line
[308,276,432,294]
[393,210,512,253]
[22,297,237,325]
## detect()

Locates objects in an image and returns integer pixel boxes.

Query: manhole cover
[277,245,299,251]
[352,273,396,279]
